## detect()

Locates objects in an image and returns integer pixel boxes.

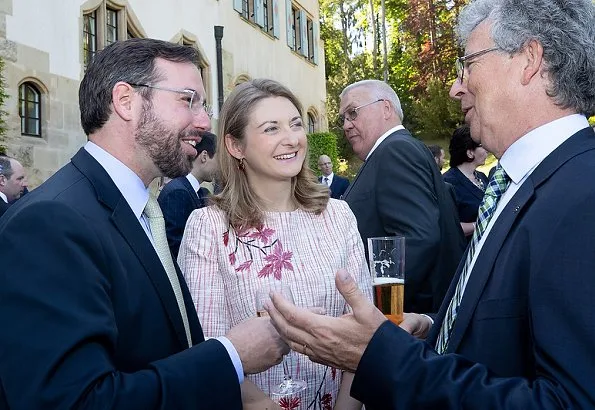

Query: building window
[105,8,118,46]
[286,3,318,64]
[307,112,316,134]
[306,17,314,63]
[291,5,300,52]
[233,0,278,38]
[19,83,41,137]
[82,2,145,68]
[83,10,97,67]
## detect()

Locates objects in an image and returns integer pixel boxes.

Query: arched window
[307,112,316,134]
[19,83,41,137]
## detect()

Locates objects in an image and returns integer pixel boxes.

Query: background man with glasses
[0,38,288,409]
[339,79,465,314]
[265,0,595,408]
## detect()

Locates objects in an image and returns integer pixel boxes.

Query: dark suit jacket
[0,148,241,409]
[351,127,595,409]
[443,167,489,223]
[158,176,207,259]
[0,199,8,218]
[319,174,350,199]
[344,129,466,313]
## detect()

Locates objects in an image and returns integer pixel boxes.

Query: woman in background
[178,79,370,410]
[443,125,489,238]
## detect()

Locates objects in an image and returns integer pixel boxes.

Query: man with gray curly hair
[264,0,595,408]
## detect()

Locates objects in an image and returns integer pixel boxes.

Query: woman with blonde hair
[178,78,370,409]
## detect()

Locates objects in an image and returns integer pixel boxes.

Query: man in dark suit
[317,154,349,199]
[0,39,287,409]
[265,0,595,407]
[340,80,465,314]
[158,132,217,259]
[0,156,28,218]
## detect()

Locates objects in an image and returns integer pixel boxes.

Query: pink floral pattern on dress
[224,224,294,280]
[258,241,294,280]
[320,393,333,410]
[278,396,301,409]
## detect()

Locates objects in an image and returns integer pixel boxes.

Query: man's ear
[112,82,136,121]
[520,39,544,86]
[224,134,244,160]
[0,174,6,187]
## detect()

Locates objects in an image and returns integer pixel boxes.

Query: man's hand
[399,313,433,339]
[265,269,387,372]
[226,317,289,374]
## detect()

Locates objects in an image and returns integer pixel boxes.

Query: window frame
[19,82,42,138]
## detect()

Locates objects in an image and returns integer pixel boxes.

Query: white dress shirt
[458,114,590,295]
[322,172,334,187]
[366,125,406,161]
[186,173,201,192]
[0,191,8,204]
[84,141,244,383]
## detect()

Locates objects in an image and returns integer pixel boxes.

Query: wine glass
[255,284,308,396]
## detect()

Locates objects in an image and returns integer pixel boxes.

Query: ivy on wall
[307,132,340,174]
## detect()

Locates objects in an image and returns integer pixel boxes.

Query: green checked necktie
[144,195,193,348]
[436,163,511,354]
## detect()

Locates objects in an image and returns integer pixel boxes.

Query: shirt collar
[186,173,201,191]
[500,114,590,184]
[366,125,406,161]
[84,141,150,220]
[0,191,7,203]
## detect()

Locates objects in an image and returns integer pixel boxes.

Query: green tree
[410,77,462,141]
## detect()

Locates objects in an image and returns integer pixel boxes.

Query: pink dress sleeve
[177,207,230,337]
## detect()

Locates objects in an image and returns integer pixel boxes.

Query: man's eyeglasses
[455,46,500,83]
[338,99,385,125]
[130,83,213,118]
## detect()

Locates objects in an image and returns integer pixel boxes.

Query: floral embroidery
[330,368,337,381]
[320,393,333,410]
[278,396,301,410]
[223,224,294,280]
[258,241,294,280]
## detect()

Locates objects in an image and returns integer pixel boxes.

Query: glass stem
[282,355,293,381]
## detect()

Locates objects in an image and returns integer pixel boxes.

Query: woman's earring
[238,158,245,171]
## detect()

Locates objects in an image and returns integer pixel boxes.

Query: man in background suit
[317,154,349,199]
[0,156,27,218]
[266,0,595,407]
[341,79,465,314]
[0,39,287,409]
[427,144,446,170]
[158,131,217,259]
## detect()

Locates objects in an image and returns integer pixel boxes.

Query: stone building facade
[0,0,327,187]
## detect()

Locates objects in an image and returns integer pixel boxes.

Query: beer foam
[373,277,404,286]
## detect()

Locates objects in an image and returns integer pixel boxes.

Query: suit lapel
[444,127,595,352]
[71,149,195,349]
[453,168,484,201]
[181,177,201,208]
[446,184,533,352]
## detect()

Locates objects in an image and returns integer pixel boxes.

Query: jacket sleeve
[0,201,241,410]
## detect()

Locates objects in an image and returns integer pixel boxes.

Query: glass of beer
[367,236,405,325]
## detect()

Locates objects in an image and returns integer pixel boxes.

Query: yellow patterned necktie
[144,195,192,348]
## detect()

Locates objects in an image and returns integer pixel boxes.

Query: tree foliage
[307,132,340,172]
[321,0,469,162]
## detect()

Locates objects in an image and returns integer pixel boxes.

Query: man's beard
[135,107,198,179]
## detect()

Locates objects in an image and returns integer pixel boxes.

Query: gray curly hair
[457,0,595,117]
